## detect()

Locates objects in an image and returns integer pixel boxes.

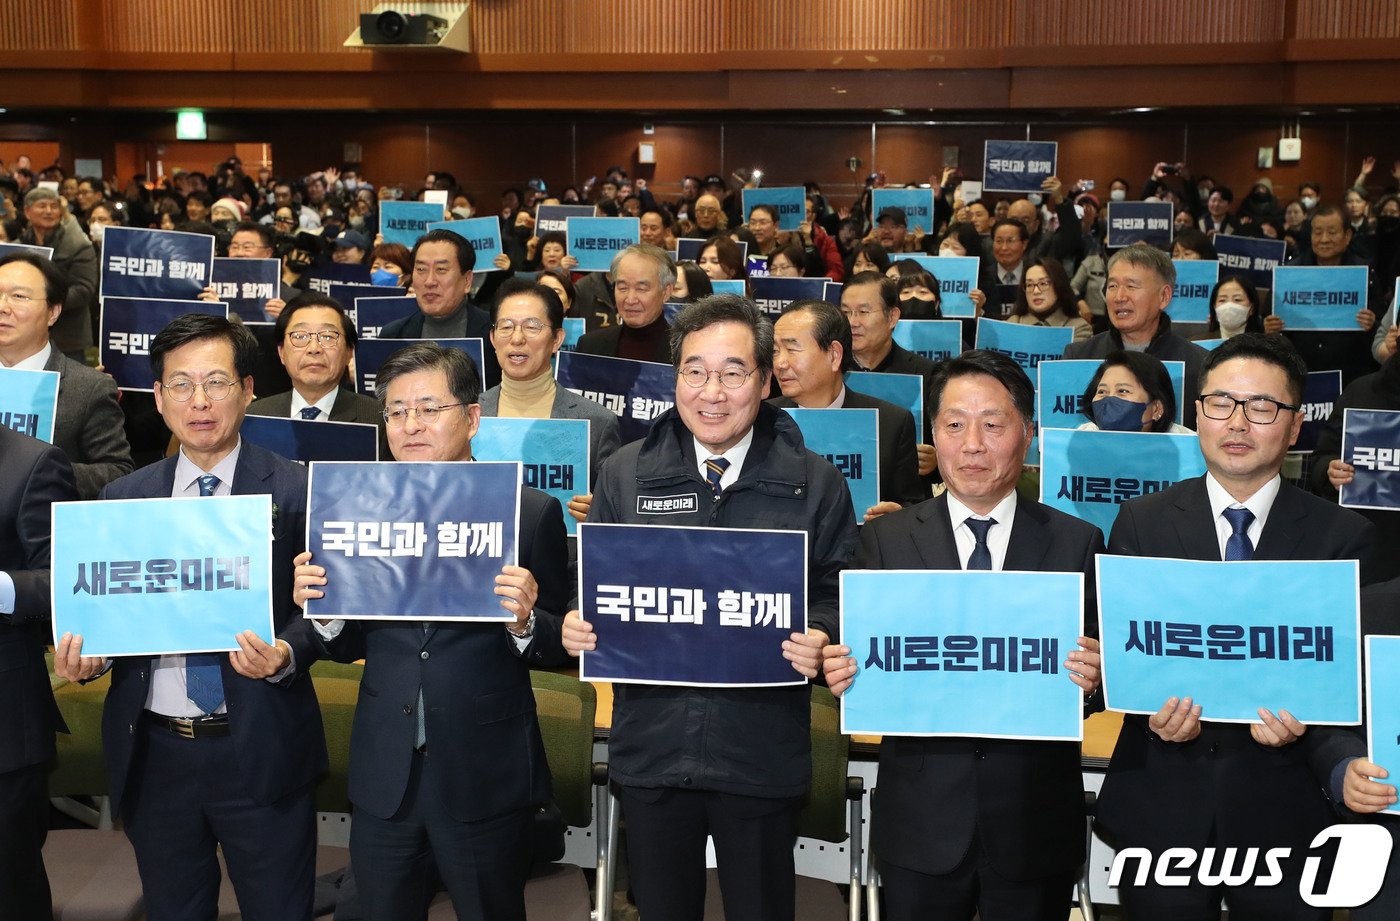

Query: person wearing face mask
[368,242,410,288]
[1298,182,1321,217]
[1235,178,1282,231]
[1107,178,1131,204]
[1076,351,1191,434]
[1204,275,1264,342]
[1007,258,1090,341]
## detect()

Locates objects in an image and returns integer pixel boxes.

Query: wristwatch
[507,610,536,639]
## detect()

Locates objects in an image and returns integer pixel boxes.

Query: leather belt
[143,711,231,739]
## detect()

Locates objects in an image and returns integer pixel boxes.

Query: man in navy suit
[822,350,1104,921]
[0,426,76,919]
[55,314,326,921]
[295,342,569,921]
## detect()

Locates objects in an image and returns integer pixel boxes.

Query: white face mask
[1109,189,1127,202]
[1300,196,1318,211]
[89,223,105,243]
[1216,303,1250,330]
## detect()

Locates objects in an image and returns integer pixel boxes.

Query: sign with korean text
[353,337,484,396]
[99,226,214,300]
[872,188,936,234]
[302,264,373,295]
[535,204,596,236]
[100,297,228,392]
[982,141,1058,194]
[1340,408,1400,511]
[1213,235,1287,289]
[211,257,282,322]
[845,370,923,429]
[929,255,982,318]
[555,351,674,444]
[566,217,640,272]
[740,187,806,231]
[240,416,379,464]
[749,275,835,318]
[892,319,963,364]
[1105,201,1175,249]
[0,367,59,443]
[353,295,418,340]
[1168,259,1219,325]
[427,217,504,270]
[473,417,589,536]
[975,318,1074,372]
[1295,370,1342,454]
[379,200,447,248]
[783,408,879,518]
[1036,359,1186,431]
[1272,265,1370,332]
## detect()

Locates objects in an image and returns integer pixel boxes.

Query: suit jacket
[575,323,672,364]
[0,428,77,773]
[768,391,925,507]
[378,301,502,391]
[44,348,133,499]
[479,383,625,480]
[98,443,327,811]
[317,487,570,822]
[861,492,1103,880]
[1095,475,1379,854]
[247,387,391,460]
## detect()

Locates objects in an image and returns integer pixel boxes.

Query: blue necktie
[965,517,996,571]
[704,457,730,498]
[1223,507,1255,561]
[186,474,226,715]
[299,406,321,420]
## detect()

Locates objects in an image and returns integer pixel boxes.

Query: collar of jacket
[634,401,809,497]
[1108,310,1176,350]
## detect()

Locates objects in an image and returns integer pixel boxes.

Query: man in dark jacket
[562,295,858,921]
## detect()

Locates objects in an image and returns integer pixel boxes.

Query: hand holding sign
[292,549,328,620]
[561,609,595,654]
[494,565,539,631]
[821,642,856,697]
[1248,707,1306,747]
[53,632,108,683]
[1344,758,1398,813]
[781,628,829,679]
[230,631,291,679]
[1147,696,1203,742]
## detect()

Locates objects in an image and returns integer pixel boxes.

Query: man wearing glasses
[246,292,388,456]
[55,313,326,921]
[562,296,857,920]
[1094,333,1379,920]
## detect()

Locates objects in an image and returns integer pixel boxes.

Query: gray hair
[1107,242,1176,288]
[609,242,676,289]
[375,342,481,409]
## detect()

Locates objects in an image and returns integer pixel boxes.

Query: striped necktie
[704,456,730,498]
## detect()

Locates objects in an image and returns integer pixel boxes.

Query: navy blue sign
[535,204,597,237]
[1213,235,1287,289]
[555,351,674,444]
[99,226,214,300]
[301,263,373,294]
[1106,201,1175,249]
[749,275,836,317]
[1340,408,1400,511]
[578,522,809,687]
[211,257,281,322]
[1296,370,1342,454]
[101,297,228,391]
[354,295,419,340]
[982,141,1058,194]
[306,461,521,621]
[0,242,53,259]
[354,337,484,396]
[240,416,379,464]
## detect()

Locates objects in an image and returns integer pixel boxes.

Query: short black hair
[150,313,259,382]
[491,277,565,328]
[410,228,476,273]
[1081,350,1177,433]
[1199,332,1308,406]
[781,299,853,373]
[991,218,1029,242]
[230,221,274,248]
[1211,186,1234,204]
[537,230,567,252]
[843,270,897,312]
[375,342,481,408]
[748,204,780,224]
[928,349,1035,425]
[0,251,69,308]
[1172,227,1216,259]
[669,294,775,377]
[274,291,358,349]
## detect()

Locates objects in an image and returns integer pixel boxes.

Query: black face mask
[286,256,311,273]
[900,295,941,316]
[1252,189,1270,201]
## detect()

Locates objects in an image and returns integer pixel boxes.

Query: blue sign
[427,217,504,270]
[379,200,447,248]
[0,367,59,443]
[1196,338,1227,350]
[740,187,806,231]
[101,297,228,392]
[1106,201,1175,249]
[1296,370,1342,454]
[353,337,484,396]
[1213,235,1287,289]
[1097,555,1361,724]
[1340,408,1400,511]
[841,570,1084,740]
[555,351,673,445]
[1272,265,1370,332]
[566,217,639,272]
[561,317,585,351]
[1040,428,1205,536]
[472,417,589,537]
[240,416,379,464]
[975,319,1074,371]
[211,257,281,322]
[301,265,373,295]
[846,370,923,429]
[99,226,214,300]
[353,295,418,340]
[577,522,808,687]
[1169,260,1220,325]
[982,141,1058,194]
[711,279,746,297]
[750,275,834,318]
[1036,359,1186,430]
[745,255,769,277]
[926,255,981,318]
[892,319,963,364]
[1366,635,1400,814]
[872,188,936,234]
[52,495,275,656]
[0,242,53,259]
[783,408,879,519]
[306,461,521,620]
[535,204,596,237]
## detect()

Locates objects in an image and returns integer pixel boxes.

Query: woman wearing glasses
[1006,258,1091,341]
[477,278,621,522]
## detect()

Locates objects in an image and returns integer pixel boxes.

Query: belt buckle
[170,716,196,739]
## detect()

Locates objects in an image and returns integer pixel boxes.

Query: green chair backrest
[797,684,850,843]
[531,670,598,829]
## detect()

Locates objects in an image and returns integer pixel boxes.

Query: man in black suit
[1095,332,1379,920]
[822,349,1104,921]
[55,314,326,921]
[245,291,389,457]
[0,426,76,919]
[295,342,569,921]
[768,298,926,519]
[574,243,675,364]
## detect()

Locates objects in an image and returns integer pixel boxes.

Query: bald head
[1007,199,1040,234]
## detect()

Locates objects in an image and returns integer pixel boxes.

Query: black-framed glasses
[677,366,758,390]
[159,378,240,402]
[382,403,466,426]
[286,330,342,349]
[1198,393,1300,425]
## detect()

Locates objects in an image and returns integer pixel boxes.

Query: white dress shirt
[1205,472,1280,560]
[0,341,52,370]
[945,489,1020,572]
[290,387,339,420]
[693,427,755,494]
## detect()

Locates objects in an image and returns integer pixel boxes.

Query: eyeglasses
[286,330,342,349]
[677,366,759,390]
[383,403,466,426]
[493,318,550,338]
[159,378,240,402]
[841,307,885,320]
[1024,280,1052,292]
[0,290,37,308]
[1198,393,1299,425]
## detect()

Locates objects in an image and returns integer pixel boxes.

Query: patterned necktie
[299,406,321,420]
[186,474,226,715]
[704,456,730,498]
[1223,507,1255,561]
[965,517,996,571]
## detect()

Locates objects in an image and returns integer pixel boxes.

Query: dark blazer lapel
[329,388,358,422]
[1254,482,1308,561]
[911,494,962,570]
[1170,476,1222,561]
[1003,495,1051,571]
[229,444,275,495]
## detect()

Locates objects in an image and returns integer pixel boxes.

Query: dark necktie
[186,474,227,715]
[965,517,996,571]
[1223,507,1255,561]
[704,457,730,498]
[299,406,321,420]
